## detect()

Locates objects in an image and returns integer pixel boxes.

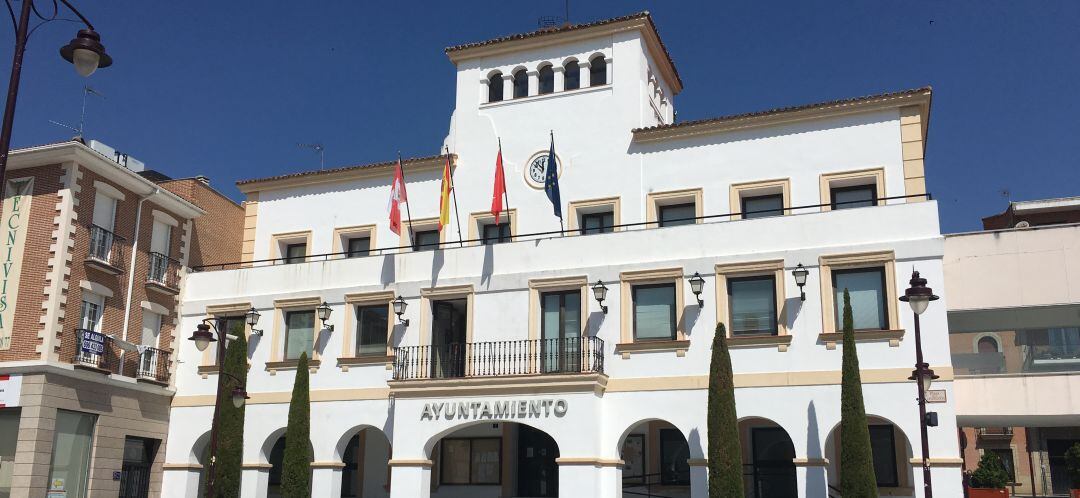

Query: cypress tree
[839,289,878,496]
[281,352,312,497]
[213,329,248,497]
[708,322,744,497]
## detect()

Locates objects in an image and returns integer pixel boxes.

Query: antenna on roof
[298,142,325,170]
[565,0,570,26]
[49,86,104,140]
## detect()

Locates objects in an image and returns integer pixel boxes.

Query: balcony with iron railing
[86,224,126,274]
[391,336,604,381]
[135,346,171,384]
[73,328,117,373]
[72,328,171,384]
[975,427,1014,439]
[146,251,182,294]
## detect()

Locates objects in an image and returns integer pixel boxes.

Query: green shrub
[839,289,878,497]
[213,331,248,497]
[1065,442,1080,489]
[970,451,1009,489]
[707,322,743,497]
[280,352,311,497]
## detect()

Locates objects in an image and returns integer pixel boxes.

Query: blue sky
[3,1,1077,232]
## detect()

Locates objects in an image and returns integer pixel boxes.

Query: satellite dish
[1015,221,1030,228]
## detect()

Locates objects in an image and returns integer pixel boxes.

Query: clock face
[524,153,561,189]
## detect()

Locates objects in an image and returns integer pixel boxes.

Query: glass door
[750,427,797,498]
[430,299,467,378]
[541,290,581,373]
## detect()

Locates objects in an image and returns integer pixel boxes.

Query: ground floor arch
[739,417,797,498]
[619,419,692,498]
[339,426,392,498]
[425,420,561,497]
[824,414,916,495]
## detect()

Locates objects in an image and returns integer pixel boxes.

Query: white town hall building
[161,12,961,498]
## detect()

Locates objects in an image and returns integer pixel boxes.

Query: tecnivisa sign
[0,178,33,351]
[420,398,568,421]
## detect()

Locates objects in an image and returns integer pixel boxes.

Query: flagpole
[499,138,512,242]
[398,152,415,247]
[446,146,464,247]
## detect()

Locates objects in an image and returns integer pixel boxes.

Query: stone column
[556,460,608,496]
[689,459,708,498]
[479,78,490,104]
[527,70,539,97]
[794,458,830,498]
[553,66,565,92]
[605,56,614,86]
[388,461,432,498]
[310,463,344,496]
[239,464,270,498]
[161,465,203,498]
[579,60,592,87]
[502,74,514,101]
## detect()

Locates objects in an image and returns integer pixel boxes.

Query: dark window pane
[869,425,899,487]
[538,66,554,94]
[284,310,315,360]
[989,449,1015,482]
[440,440,470,484]
[513,70,528,98]
[659,203,696,227]
[580,211,614,235]
[346,237,370,258]
[659,429,690,485]
[590,56,607,86]
[356,305,388,356]
[633,284,676,340]
[413,230,440,251]
[285,243,306,264]
[470,438,501,484]
[728,276,778,336]
[832,185,877,210]
[482,223,511,245]
[564,62,580,90]
[488,72,503,103]
[832,267,888,331]
[741,194,784,219]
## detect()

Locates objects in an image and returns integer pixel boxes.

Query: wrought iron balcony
[73,328,115,372]
[392,336,605,381]
[975,427,1014,439]
[135,346,171,384]
[86,224,126,274]
[146,251,181,293]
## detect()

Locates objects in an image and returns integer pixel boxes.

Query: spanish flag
[438,154,453,230]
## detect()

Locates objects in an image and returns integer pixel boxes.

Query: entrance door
[118,437,157,498]
[430,299,467,378]
[659,429,690,485]
[750,427,797,498]
[518,425,558,496]
[1048,439,1080,495]
[540,290,581,373]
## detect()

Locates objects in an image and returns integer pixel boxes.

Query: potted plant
[1066,442,1080,498]
[968,452,1010,497]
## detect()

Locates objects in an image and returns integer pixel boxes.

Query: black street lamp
[0,0,112,187]
[591,280,608,314]
[316,301,335,331]
[392,296,410,325]
[899,270,939,498]
[688,272,705,308]
[791,263,809,301]
[189,315,256,498]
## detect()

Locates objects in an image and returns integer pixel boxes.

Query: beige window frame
[567,197,621,234]
[467,209,518,246]
[617,268,687,358]
[646,188,703,226]
[818,251,903,349]
[399,217,445,252]
[419,285,475,347]
[819,168,886,212]
[528,276,589,341]
[267,296,324,373]
[729,179,791,220]
[714,260,791,351]
[270,230,312,261]
[198,302,252,376]
[338,291,396,369]
[332,225,377,257]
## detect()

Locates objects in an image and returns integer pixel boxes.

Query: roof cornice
[236,155,449,195]
[8,141,204,219]
[632,87,932,144]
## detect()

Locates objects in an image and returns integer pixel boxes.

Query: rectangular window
[632,283,676,341]
[728,275,778,336]
[346,237,370,258]
[831,185,877,210]
[481,223,511,245]
[140,310,161,347]
[658,203,696,227]
[580,211,614,235]
[869,425,899,487]
[283,310,315,360]
[0,409,20,497]
[48,410,96,498]
[355,304,388,357]
[833,267,888,331]
[659,429,691,485]
[741,194,784,219]
[413,230,440,251]
[79,294,104,332]
[541,290,582,373]
[150,220,171,256]
[989,448,1015,482]
[440,438,501,485]
[91,192,116,231]
[284,243,307,264]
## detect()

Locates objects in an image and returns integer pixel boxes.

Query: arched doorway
[619,420,691,498]
[739,418,797,498]
[824,415,915,493]
[427,421,559,497]
[266,434,313,498]
[338,427,391,498]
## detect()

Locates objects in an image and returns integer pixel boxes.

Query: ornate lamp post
[0,0,112,186]
[189,312,259,498]
[899,270,940,498]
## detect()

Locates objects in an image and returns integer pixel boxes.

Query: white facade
[163,13,959,498]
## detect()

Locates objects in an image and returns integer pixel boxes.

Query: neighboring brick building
[0,140,242,498]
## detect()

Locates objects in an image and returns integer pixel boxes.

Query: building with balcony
[0,140,243,498]
[947,197,1080,496]
[162,12,961,498]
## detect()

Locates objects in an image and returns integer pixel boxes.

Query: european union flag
[544,132,562,219]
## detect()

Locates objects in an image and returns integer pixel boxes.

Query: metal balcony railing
[73,328,114,371]
[87,224,126,270]
[976,427,1014,438]
[136,346,171,383]
[392,336,604,380]
[147,252,181,290]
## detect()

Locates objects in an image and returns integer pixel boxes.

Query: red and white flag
[491,145,507,224]
[388,159,409,235]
